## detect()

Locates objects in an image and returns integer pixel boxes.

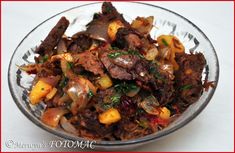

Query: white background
[1,1,234,152]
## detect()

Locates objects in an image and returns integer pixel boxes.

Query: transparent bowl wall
[8,2,219,150]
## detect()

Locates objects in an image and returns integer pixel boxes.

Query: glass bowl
[8,2,219,150]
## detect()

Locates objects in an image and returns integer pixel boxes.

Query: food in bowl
[18,2,214,140]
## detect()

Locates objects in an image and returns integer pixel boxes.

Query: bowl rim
[8,2,220,146]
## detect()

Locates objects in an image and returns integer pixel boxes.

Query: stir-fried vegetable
[45,87,57,101]
[41,107,69,127]
[131,16,154,35]
[107,20,124,41]
[139,95,160,115]
[159,107,171,119]
[98,108,121,125]
[157,35,185,70]
[22,2,208,141]
[96,74,113,90]
[29,80,53,104]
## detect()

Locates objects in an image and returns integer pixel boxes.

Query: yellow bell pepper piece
[45,87,57,101]
[29,80,52,105]
[98,108,121,125]
[96,74,113,90]
[159,107,171,120]
[107,20,124,41]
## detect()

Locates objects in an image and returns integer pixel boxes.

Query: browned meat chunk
[78,109,114,137]
[75,50,104,75]
[68,32,92,53]
[36,17,69,55]
[111,54,139,69]
[100,51,132,80]
[175,52,206,105]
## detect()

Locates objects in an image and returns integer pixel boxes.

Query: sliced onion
[66,80,88,115]
[139,95,160,115]
[41,107,69,127]
[57,38,67,54]
[17,64,39,74]
[60,116,78,135]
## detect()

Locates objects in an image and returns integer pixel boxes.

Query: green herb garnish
[108,50,144,59]
[136,119,149,128]
[108,52,123,58]
[114,82,138,93]
[101,94,121,110]
[162,38,169,46]
[112,47,120,50]
[181,84,193,90]
[66,62,73,69]
[39,54,49,63]
[59,76,69,88]
[88,90,94,99]
[110,94,121,106]
[102,103,112,110]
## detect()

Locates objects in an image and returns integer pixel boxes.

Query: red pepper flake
[146,114,170,127]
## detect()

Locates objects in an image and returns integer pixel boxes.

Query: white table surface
[2,1,234,152]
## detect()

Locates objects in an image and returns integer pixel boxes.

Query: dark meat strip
[36,17,70,55]
[174,52,206,107]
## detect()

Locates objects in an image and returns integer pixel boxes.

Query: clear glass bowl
[8,2,219,150]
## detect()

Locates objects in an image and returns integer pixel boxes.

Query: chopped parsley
[39,54,49,63]
[162,38,169,46]
[114,82,138,94]
[59,76,69,88]
[88,90,94,99]
[108,50,144,59]
[180,84,193,90]
[101,94,121,110]
[66,62,73,69]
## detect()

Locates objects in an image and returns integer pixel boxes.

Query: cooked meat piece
[111,54,139,69]
[125,34,142,49]
[36,17,69,55]
[102,2,118,15]
[68,32,92,52]
[101,2,130,27]
[75,50,104,75]
[100,50,153,82]
[114,118,153,140]
[78,109,114,136]
[85,2,130,42]
[100,51,132,80]
[113,28,141,49]
[86,19,110,42]
[175,52,206,105]
[130,60,152,82]
[154,77,175,105]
